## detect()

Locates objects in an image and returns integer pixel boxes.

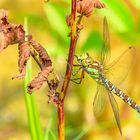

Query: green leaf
[44,119,57,140]
[73,128,89,140]
[44,3,69,43]
[24,18,44,140]
[101,0,134,32]
[81,31,102,52]
[15,13,47,30]
[24,58,44,140]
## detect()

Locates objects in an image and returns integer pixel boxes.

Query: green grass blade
[44,119,57,140]
[101,0,134,32]
[73,128,89,140]
[44,3,69,43]
[24,18,44,140]
[24,58,44,140]
[49,130,57,140]
[44,119,52,140]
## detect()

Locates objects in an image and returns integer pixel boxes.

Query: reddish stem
[61,0,77,101]
[58,0,77,140]
[58,102,64,140]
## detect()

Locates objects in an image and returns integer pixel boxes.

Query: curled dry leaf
[0,10,26,51]
[0,30,15,51]
[0,9,28,76]
[29,38,52,67]
[77,0,95,17]
[12,41,31,79]
[93,0,105,9]
[0,9,8,19]
[66,15,71,27]
[0,9,60,105]
[48,91,60,106]
[0,12,14,51]
[14,25,25,43]
[77,0,105,17]
[27,66,53,93]
[27,38,56,94]
[47,75,60,106]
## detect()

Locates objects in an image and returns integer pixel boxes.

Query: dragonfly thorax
[75,53,104,84]
[85,60,104,84]
[75,53,94,67]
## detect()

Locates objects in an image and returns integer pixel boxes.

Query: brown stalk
[58,0,77,140]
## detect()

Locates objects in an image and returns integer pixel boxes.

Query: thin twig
[30,51,43,70]
[77,13,84,24]
[60,0,77,101]
[58,0,77,140]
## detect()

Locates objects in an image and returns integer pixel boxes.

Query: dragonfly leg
[66,59,82,76]
[70,69,85,84]
[71,66,82,76]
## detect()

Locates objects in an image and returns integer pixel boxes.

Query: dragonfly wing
[104,47,135,86]
[100,17,111,65]
[93,84,106,117]
[107,89,122,135]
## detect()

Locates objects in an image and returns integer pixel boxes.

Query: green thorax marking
[75,53,103,84]
[84,64,103,84]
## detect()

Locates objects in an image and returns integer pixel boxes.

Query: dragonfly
[72,17,140,134]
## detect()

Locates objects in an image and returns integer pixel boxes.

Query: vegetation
[0,0,140,140]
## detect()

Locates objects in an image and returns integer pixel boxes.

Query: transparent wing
[107,89,122,135]
[93,84,106,117]
[100,17,111,65]
[104,47,135,86]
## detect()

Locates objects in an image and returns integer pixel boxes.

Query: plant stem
[58,0,77,140]
[58,102,64,140]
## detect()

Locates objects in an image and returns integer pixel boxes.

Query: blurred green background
[0,0,140,140]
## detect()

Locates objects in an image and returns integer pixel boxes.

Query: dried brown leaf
[66,15,71,27]
[14,25,25,43]
[0,31,15,51]
[77,0,105,17]
[27,66,53,93]
[12,41,31,79]
[47,73,60,106]
[77,0,95,17]
[93,0,105,9]
[0,9,8,20]
[29,38,52,67]
[0,9,60,99]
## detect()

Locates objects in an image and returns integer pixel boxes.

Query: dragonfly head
[75,53,93,67]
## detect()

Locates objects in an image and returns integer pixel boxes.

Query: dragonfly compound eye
[86,57,93,64]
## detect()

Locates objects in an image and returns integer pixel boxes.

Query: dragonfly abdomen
[103,78,140,113]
